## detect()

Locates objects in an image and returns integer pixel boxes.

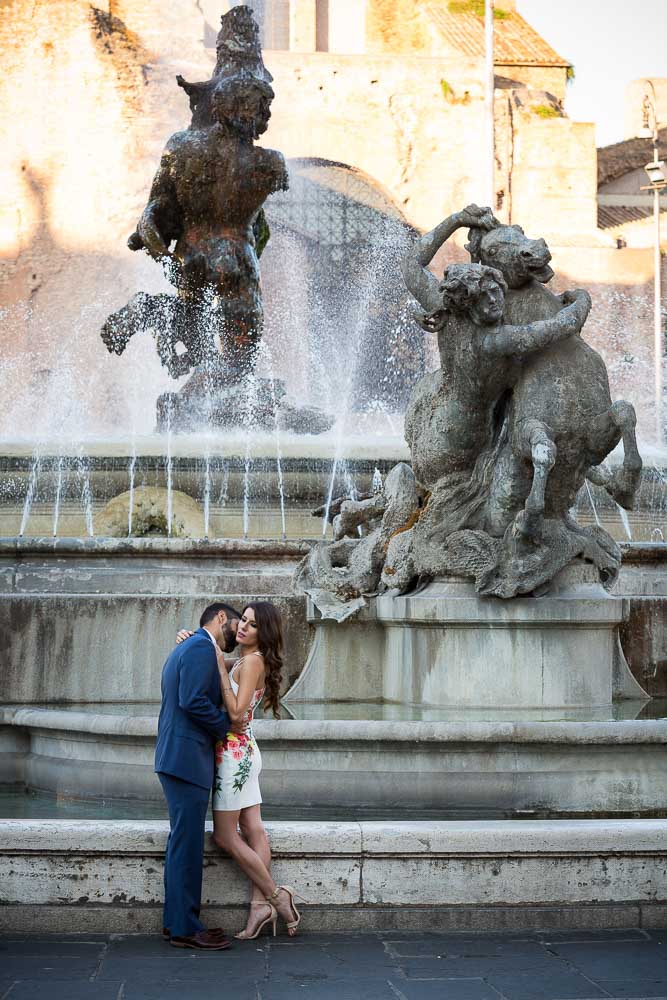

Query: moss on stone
[532,104,560,119]
[448,1,511,19]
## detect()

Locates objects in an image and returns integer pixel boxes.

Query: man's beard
[221,623,237,653]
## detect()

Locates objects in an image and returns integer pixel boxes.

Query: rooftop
[423,1,570,66]
[598,129,667,187]
[598,203,667,232]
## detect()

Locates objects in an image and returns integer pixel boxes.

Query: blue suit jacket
[154,628,230,789]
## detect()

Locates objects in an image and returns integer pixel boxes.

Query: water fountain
[0,3,666,934]
[293,206,649,708]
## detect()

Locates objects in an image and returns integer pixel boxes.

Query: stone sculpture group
[298,204,643,602]
[97,6,642,600]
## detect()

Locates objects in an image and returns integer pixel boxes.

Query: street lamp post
[484,0,494,208]
[638,81,666,445]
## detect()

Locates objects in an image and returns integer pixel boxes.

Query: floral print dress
[212,658,265,811]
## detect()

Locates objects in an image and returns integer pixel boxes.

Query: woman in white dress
[186,601,303,940]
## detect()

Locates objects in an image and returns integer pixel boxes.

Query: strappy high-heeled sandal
[266,885,304,936]
[234,901,277,940]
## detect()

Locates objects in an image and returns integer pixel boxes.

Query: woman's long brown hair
[243,601,284,718]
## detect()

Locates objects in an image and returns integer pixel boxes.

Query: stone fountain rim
[2,817,666,856]
[2,706,666,743]
[0,438,411,465]
[0,536,310,558]
[0,537,664,561]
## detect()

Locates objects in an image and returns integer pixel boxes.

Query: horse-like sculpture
[463,220,642,540]
[296,205,643,603]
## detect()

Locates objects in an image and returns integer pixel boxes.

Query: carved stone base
[287,561,650,710]
[156,369,334,435]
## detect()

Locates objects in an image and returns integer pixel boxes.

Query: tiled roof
[422,1,570,66]
[598,204,667,231]
[598,129,667,187]
[598,205,650,229]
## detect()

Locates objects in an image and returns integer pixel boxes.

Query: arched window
[262,159,424,412]
[266,158,408,262]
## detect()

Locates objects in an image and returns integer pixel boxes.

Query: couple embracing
[155,600,302,950]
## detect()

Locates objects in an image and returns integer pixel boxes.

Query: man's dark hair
[199,602,243,628]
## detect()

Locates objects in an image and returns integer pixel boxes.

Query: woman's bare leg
[240,806,271,902]
[213,809,275,898]
[213,808,300,936]
[238,806,273,934]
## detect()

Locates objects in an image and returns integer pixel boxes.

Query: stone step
[1,818,665,933]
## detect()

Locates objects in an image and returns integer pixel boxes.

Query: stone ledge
[0,536,311,558]
[2,708,667,744]
[2,819,667,856]
[0,820,665,933]
[1,903,663,934]
[0,819,362,855]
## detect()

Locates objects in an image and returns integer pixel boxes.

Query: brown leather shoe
[163,926,227,941]
[170,929,231,950]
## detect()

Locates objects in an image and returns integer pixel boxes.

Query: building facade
[0,0,662,438]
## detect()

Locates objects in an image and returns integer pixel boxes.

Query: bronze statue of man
[101,6,288,431]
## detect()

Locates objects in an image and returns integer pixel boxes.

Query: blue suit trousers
[159,772,210,937]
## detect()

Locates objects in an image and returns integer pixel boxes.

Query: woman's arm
[215,649,264,727]
[401,205,497,313]
[481,289,592,358]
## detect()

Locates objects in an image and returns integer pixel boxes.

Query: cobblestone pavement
[1,929,667,999]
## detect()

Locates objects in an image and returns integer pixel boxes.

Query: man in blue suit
[155,601,242,950]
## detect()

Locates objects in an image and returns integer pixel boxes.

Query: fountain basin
[1,817,665,932]
[1,440,664,541]
[290,569,649,710]
[1,538,666,823]
[2,708,667,819]
[0,538,666,703]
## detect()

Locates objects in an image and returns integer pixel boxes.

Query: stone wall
[500,115,598,234]
[264,50,486,230]
[0,539,312,702]
[0,0,658,442]
[1,818,666,932]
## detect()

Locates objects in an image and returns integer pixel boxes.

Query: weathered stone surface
[362,854,667,907]
[0,819,665,930]
[94,486,204,538]
[0,593,309,703]
[615,548,667,697]
[298,204,643,604]
[6,707,666,816]
[290,572,652,711]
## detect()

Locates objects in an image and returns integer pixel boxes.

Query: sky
[515,0,666,147]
